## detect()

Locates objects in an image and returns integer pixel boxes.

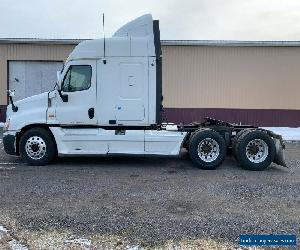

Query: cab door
[55,60,97,125]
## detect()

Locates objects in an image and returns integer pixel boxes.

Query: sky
[1,0,300,41]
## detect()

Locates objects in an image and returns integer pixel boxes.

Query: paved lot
[0,129,299,249]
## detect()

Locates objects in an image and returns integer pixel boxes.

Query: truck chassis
[3,117,286,171]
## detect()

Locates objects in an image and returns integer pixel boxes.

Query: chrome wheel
[246,139,268,163]
[25,136,47,160]
[197,138,220,162]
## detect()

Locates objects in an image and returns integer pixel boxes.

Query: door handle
[88,108,94,119]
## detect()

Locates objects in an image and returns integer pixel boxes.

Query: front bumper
[3,132,17,155]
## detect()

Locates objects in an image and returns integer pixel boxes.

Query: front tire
[19,127,57,165]
[189,129,226,170]
[235,130,275,171]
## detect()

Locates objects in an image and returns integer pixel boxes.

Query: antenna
[102,13,106,60]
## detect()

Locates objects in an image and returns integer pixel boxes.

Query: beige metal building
[1,39,300,126]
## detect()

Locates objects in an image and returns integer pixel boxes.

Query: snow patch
[0,166,16,170]
[0,225,8,240]
[262,127,300,141]
[0,122,3,127]
[0,224,28,250]
[65,238,91,249]
[127,246,140,250]
[0,225,8,233]
[9,239,28,250]
[0,162,18,165]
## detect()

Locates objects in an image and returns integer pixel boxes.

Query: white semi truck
[3,14,286,170]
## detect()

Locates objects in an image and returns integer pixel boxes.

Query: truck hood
[6,92,49,131]
[18,92,48,107]
[8,92,48,115]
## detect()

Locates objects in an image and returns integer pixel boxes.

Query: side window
[62,65,92,92]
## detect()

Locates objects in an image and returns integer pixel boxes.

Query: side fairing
[50,127,186,156]
[153,20,163,124]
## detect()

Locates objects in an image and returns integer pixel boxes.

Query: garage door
[9,61,63,101]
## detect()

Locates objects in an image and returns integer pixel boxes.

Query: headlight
[3,119,10,132]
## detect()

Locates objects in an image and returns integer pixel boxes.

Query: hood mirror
[7,90,18,112]
[8,89,15,97]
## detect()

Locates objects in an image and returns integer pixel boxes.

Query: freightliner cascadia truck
[3,14,286,170]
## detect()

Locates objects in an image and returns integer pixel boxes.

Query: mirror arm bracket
[9,96,18,112]
[58,89,68,102]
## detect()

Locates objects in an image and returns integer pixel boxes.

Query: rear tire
[189,129,226,170]
[19,127,57,166]
[232,129,250,159]
[235,130,275,171]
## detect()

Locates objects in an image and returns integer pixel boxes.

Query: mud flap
[273,138,287,167]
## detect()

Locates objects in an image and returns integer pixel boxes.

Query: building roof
[1,38,300,47]
[162,40,300,47]
[0,38,84,45]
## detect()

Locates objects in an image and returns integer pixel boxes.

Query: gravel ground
[0,128,299,249]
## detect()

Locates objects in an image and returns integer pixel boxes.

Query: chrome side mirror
[7,90,18,112]
[7,89,15,97]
